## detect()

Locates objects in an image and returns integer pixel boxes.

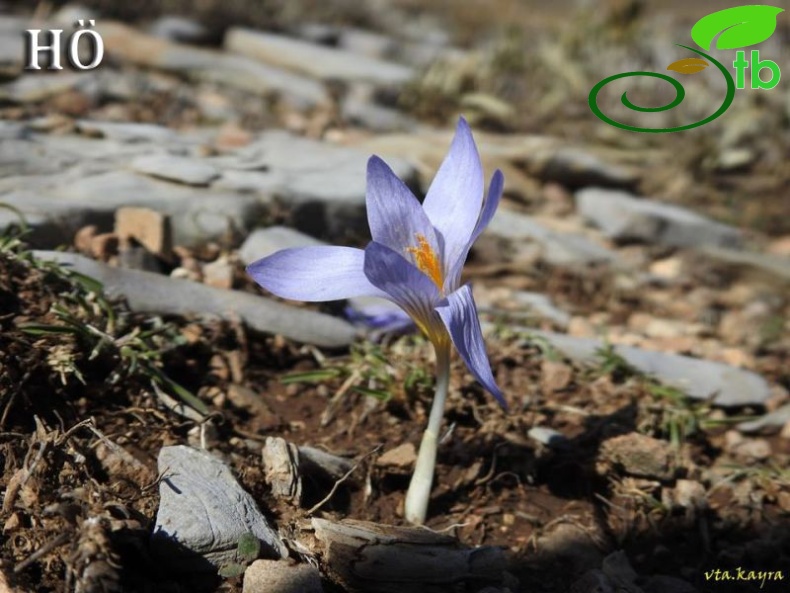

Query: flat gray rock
[33,251,358,347]
[737,403,790,434]
[98,22,329,109]
[76,120,177,144]
[0,17,28,72]
[338,28,399,59]
[239,226,324,266]
[576,188,741,248]
[341,84,417,132]
[31,133,155,162]
[487,208,618,266]
[225,28,414,85]
[52,4,98,24]
[148,15,210,44]
[131,154,220,186]
[213,130,417,240]
[0,138,82,177]
[243,559,324,593]
[152,446,288,572]
[511,291,571,328]
[0,189,104,246]
[203,55,330,110]
[700,245,790,282]
[529,330,771,407]
[0,133,162,186]
[0,72,99,103]
[3,169,267,247]
[0,121,28,141]
[534,147,638,190]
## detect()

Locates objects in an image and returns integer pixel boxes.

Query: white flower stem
[404,342,451,525]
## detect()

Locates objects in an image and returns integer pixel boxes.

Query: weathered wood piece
[298,446,355,481]
[263,438,357,506]
[263,437,302,503]
[311,518,508,593]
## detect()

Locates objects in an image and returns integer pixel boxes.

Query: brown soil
[1,240,788,593]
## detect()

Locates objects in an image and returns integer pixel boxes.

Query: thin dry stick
[141,466,170,493]
[14,532,70,573]
[0,369,31,429]
[425,521,472,534]
[321,369,362,428]
[56,418,94,445]
[305,445,382,516]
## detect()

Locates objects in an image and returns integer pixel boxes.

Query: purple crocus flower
[247,117,505,523]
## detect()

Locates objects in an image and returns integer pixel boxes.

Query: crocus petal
[345,300,415,333]
[247,246,388,301]
[363,241,444,340]
[470,169,504,244]
[436,284,506,408]
[445,169,504,290]
[366,156,441,258]
[422,117,484,279]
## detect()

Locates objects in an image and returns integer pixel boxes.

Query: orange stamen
[406,234,443,290]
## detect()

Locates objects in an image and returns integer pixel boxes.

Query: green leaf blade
[691,5,784,51]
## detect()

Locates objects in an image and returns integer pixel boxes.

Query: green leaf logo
[691,5,784,51]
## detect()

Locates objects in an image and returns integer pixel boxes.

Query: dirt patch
[1,242,789,592]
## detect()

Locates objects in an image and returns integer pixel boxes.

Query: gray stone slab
[0,72,99,103]
[33,251,359,347]
[202,55,330,109]
[0,138,80,176]
[2,124,422,247]
[238,226,323,266]
[243,559,324,593]
[0,191,108,245]
[76,120,177,144]
[0,17,28,71]
[98,22,329,109]
[0,121,28,141]
[737,403,790,433]
[576,188,742,248]
[338,28,398,59]
[511,291,571,328]
[536,147,639,190]
[52,5,98,24]
[700,245,790,282]
[2,185,252,249]
[152,446,287,572]
[213,130,418,240]
[341,84,417,132]
[487,208,618,266]
[131,154,220,186]
[529,330,771,407]
[37,170,265,246]
[148,15,209,44]
[0,135,148,179]
[225,28,414,85]
[38,133,155,160]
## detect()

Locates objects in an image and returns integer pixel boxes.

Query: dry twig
[305,445,382,516]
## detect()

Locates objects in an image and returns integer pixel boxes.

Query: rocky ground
[1,1,789,592]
